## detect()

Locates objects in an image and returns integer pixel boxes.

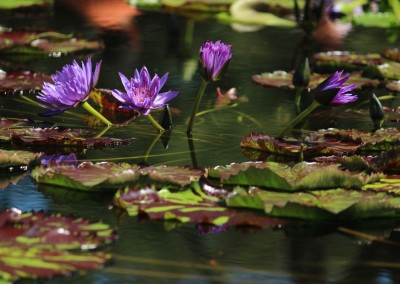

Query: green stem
[93,125,111,138]
[143,131,163,162]
[81,101,113,126]
[278,100,320,139]
[294,86,304,112]
[187,80,209,134]
[147,113,164,132]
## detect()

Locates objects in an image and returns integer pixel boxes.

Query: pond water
[1,2,400,283]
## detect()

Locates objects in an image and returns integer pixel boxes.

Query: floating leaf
[0,149,40,170]
[32,162,204,191]
[252,71,381,89]
[226,186,400,220]
[241,129,400,161]
[0,118,133,150]
[385,80,400,92]
[207,161,382,191]
[378,62,400,80]
[363,175,400,195]
[0,30,103,56]
[114,183,285,228]
[0,70,51,95]
[313,51,383,73]
[0,209,114,283]
[382,48,400,62]
[0,0,52,10]
[32,162,140,191]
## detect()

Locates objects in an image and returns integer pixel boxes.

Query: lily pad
[206,161,382,191]
[382,48,400,62]
[31,162,204,191]
[362,175,400,195]
[353,12,400,28]
[0,118,133,150]
[0,69,51,95]
[0,0,52,10]
[0,149,41,171]
[0,209,115,283]
[252,71,381,89]
[377,62,400,80]
[241,129,400,161]
[226,186,400,220]
[385,80,400,92]
[114,182,285,227]
[0,30,103,56]
[313,51,383,73]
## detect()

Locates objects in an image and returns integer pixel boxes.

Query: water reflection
[0,174,51,211]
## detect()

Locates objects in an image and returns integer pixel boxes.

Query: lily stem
[278,100,320,139]
[147,113,165,132]
[187,80,208,134]
[294,86,304,113]
[82,101,113,126]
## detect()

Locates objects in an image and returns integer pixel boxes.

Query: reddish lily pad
[0,30,103,56]
[31,162,204,191]
[385,80,400,92]
[0,149,41,170]
[0,118,133,150]
[252,71,380,89]
[114,183,285,228]
[226,186,400,220]
[241,129,400,161]
[206,161,382,192]
[382,48,400,62]
[0,69,51,95]
[0,209,115,283]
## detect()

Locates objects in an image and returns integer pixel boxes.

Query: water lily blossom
[313,70,357,106]
[187,40,233,133]
[112,66,179,131]
[37,57,112,125]
[279,70,357,138]
[199,40,232,82]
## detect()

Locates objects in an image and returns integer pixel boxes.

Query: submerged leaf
[207,161,382,191]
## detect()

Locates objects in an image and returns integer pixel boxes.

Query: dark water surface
[1,2,400,283]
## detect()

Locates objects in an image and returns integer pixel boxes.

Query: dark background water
[1,1,400,283]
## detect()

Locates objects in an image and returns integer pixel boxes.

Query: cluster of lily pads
[0,2,399,283]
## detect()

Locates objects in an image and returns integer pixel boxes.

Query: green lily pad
[226,186,400,220]
[0,70,51,95]
[0,0,52,10]
[0,209,114,283]
[377,62,400,80]
[32,162,204,191]
[207,161,382,191]
[252,71,381,89]
[363,175,400,195]
[0,149,41,170]
[114,182,285,227]
[385,80,400,92]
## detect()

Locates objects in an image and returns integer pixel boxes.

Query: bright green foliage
[207,161,382,191]
[226,186,400,220]
[114,183,284,227]
[353,12,400,28]
[0,0,52,9]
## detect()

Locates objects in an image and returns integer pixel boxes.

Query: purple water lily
[112,66,179,116]
[199,40,232,82]
[37,57,101,116]
[314,70,357,106]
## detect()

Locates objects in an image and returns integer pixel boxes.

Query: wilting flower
[199,40,232,82]
[313,70,357,106]
[37,57,101,116]
[112,66,179,115]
